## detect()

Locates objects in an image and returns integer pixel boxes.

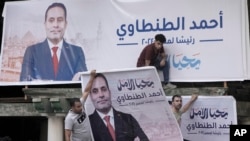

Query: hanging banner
[81,67,183,141]
[0,0,248,85]
[166,95,237,141]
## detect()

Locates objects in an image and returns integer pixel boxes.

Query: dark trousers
[152,57,170,84]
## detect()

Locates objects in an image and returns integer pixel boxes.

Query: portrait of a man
[88,73,149,141]
[19,2,87,81]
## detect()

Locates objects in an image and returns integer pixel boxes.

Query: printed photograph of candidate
[19,2,87,81]
[88,73,149,141]
[0,0,100,83]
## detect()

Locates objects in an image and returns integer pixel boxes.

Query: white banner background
[0,0,249,85]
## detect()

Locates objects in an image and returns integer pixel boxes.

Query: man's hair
[45,2,67,21]
[94,73,110,90]
[172,94,182,102]
[69,98,81,107]
[155,34,166,43]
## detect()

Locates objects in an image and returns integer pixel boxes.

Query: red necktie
[52,47,59,76]
[104,116,116,141]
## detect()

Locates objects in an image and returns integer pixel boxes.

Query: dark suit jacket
[89,109,149,141]
[20,39,87,81]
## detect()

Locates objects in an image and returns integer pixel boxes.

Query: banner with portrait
[0,0,249,85]
[166,95,237,141]
[81,67,183,141]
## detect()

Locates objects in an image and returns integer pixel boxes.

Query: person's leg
[153,58,169,84]
[162,60,170,84]
[153,58,176,89]
[153,58,165,80]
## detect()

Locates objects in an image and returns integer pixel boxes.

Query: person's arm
[65,129,72,141]
[181,94,198,113]
[82,70,96,101]
[159,51,166,67]
[64,116,74,141]
[160,52,166,61]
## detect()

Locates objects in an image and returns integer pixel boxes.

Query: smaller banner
[166,95,237,141]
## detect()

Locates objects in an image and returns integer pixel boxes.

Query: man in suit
[89,73,149,141]
[20,2,87,81]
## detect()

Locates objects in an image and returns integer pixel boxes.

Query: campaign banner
[0,0,249,85]
[166,96,237,141]
[81,67,183,141]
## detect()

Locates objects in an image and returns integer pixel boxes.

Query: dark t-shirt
[136,43,164,67]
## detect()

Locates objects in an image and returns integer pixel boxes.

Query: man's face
[154,40,163,50]
[44,6,67,44]
[72,101,82,114]
[90,77,112,113]
[172,97,182,111]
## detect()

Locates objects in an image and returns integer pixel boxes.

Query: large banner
[0,0,249,85]
[81,67,183,141]
[166,96,237,141]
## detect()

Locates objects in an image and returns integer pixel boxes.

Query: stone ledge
[0,97,32,103]
[23,88,82,98]
[164,87,227,96]
[0,103,39,116]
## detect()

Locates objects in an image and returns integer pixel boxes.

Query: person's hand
[160,59,165,67]
[190,94,198,102]
[90,70,96,77]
